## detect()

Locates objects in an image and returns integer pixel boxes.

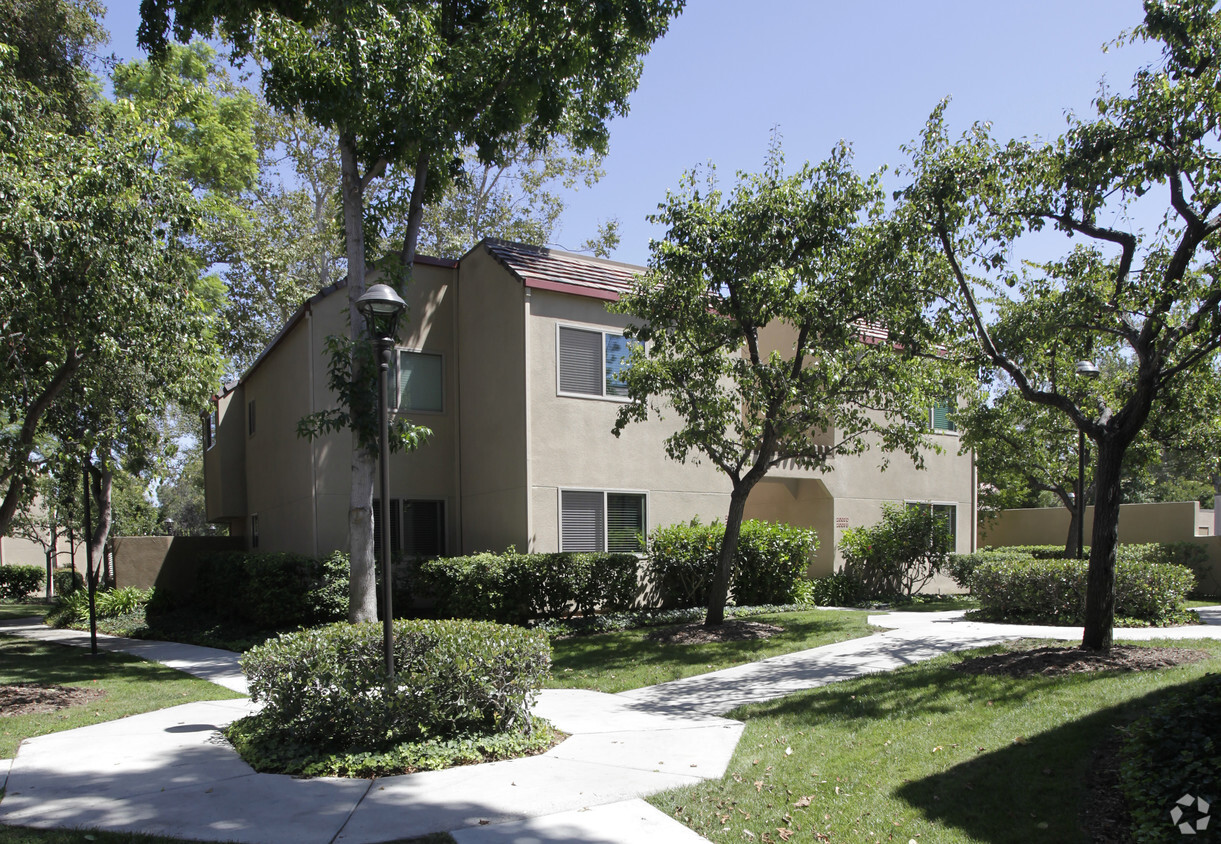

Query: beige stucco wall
[457,248,530,552]
[204,387,247,524]
[981,501,1211,548]
[743,477,836,576]
[981,503,1221,595]
[1,536,46,567]
[523,287,731,552]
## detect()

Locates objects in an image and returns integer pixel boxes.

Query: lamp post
[1074,359,1100,560]
[355,283,407,678]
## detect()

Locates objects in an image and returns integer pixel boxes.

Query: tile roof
[482,239,643,301]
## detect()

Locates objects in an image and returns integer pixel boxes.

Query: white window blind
[398,351,443,412]
[561,490,605,551]
[607,493,645,552]
[558,327,603,395]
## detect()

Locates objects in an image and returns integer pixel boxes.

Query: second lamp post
[356,283,407,678]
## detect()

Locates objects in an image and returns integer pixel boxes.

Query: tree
[140,0,685,623]
[407,134,618,260]
[0,47,218,539]
[613,142,954,626]
[899,0,1221,650]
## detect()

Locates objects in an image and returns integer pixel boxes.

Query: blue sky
[102,2,1161,267]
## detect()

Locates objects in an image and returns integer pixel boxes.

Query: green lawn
[0,603,49,621]
[649,638,1221,843]
[547,608,874,694]
[0,634,242,759]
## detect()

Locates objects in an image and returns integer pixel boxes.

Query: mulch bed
[951,644,1209,678]
[648,619,784,644]
[0,683,106,716]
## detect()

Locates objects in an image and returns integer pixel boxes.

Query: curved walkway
[1,610,1219,843]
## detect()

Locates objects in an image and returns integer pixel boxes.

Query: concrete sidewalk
[1,610,1219,843]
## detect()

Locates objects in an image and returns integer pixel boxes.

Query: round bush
[239,619,551,752]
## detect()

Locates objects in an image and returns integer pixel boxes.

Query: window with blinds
[557,326,637,398]
[930,399,956,432]
[374,498,446,559]
[560,490,645,552]
[397,351,443,412]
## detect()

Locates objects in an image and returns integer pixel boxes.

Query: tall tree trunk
[706,486,750,627]
[87,465,113,591]
[341,133,378,624]
[1081,436,1127,651]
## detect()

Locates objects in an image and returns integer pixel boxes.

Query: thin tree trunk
[87,465,113,590]
[1081,436,1127,651]
[705,487,750,627]
[341,133,378,624]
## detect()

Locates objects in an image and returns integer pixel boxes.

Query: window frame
[250,514,259,550]
[905,500,958,551]
[555,324,636,402]
[373,497,448,559]
[395,348,445,415]
[247,399,256,437]
[558,487,649,553]
[929,399,957,433]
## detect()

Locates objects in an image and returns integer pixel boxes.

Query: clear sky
[101,1,1161,267]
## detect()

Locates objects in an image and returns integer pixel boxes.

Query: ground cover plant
[648,638,1221,843]
[0,634,242,759]
[546,607,873,694]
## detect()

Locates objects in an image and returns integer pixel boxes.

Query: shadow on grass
[550,614,869,677]
[890,676,1218,843]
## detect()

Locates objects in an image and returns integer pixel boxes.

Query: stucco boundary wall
[112,536,242,599]
[980,502,1221,595]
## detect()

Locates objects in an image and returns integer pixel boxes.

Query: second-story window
[930,399,956,432]
[397,351,443,413]
[557,325,636,399]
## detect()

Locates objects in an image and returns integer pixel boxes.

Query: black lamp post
[1074,359,1100,559]
[355,283,407,678]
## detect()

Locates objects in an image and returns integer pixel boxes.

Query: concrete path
[1,609,1219,843]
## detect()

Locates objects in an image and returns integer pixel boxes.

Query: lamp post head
[356,283,407,344]
[1074,359,1100,378]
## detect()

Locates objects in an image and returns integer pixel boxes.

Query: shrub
[53,568,83,596]
[808,570,864,607]
[418,550,640,623]
[1119,673,1220,841]
[0,564,43,600]
[95,586,151,617]
[646,519,816,609]
[49,585,155,625]
[236,619,550,754]
[840,504,951,600]
[195,551,349,628]
[972,555,1195,625]
[947,549,1036,592]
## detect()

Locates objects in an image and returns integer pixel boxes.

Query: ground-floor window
[374,498,446,559]
[560,489,646,553]
[906,501,957,549]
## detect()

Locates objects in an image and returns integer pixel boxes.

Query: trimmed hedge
[237,619,550,753]
[1119,672,1220,841]
[0,564,43,600]
[647,519,816,609]
[418,551,639,624]
[195,550,348,628]
[53,568,83,596]
[972,555,1195,625]
[839,504,950,599]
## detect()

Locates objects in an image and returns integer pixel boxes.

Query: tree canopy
[615,141,954,625]
[140,0,685,623]
[899,0,1221,650]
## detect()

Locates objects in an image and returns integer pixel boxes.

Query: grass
[649,638,1221,844]
[0,602,49,621]
[547,608,874,694]
[0,634,242,759]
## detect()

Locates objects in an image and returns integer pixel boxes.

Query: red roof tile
[482,239,643,301]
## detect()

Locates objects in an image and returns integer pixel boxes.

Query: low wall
[113,536,242,598]
[981,502,1221,595]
